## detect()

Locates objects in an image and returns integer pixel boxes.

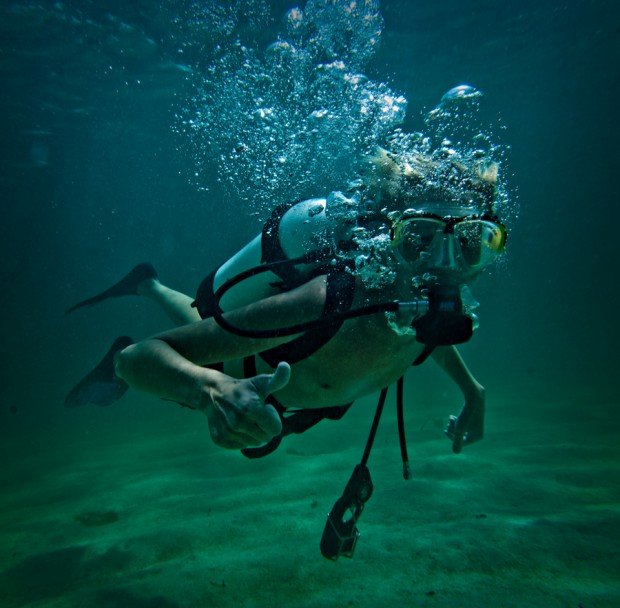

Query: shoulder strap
[258,269,356,367]
[191,268,218,320]
[261,200,302,288]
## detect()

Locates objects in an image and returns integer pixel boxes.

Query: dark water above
[0,1,618,606]
[1,0,617,420]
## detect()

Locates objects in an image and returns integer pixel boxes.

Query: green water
[0,1,618,606]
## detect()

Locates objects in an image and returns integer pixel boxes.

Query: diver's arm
[431,345,484,398]
[115,276,327,449]
[431,345,485,453]
[116,338,289,449]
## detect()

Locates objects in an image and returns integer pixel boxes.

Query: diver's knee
[113,343,137,380]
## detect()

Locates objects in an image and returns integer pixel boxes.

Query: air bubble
[179,0,394,215]
[440,85,482,104]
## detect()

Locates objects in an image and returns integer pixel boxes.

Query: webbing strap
[261,201,302,287]
[258,270,356,367]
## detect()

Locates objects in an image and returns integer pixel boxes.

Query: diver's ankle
[136,277,160,297]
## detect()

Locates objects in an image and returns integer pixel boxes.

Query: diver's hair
[364,147,498,212]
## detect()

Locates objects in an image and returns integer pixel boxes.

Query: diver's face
[391,211,507,285]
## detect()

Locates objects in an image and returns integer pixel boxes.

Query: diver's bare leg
[65,263,201,326]
[65,271,200,408]
[138,279,201,326]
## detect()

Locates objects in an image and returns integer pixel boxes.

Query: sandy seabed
[1,392,618,608]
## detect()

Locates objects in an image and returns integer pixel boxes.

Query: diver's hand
[203,362,290,450]
[444,385,485,454]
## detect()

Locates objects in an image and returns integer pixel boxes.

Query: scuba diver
[65,145,507,559]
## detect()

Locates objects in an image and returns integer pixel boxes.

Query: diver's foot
[65,263,158,314]
[64,336,134,407]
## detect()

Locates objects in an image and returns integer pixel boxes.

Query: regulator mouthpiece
[412,284,473,346]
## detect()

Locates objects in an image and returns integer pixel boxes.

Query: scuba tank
[209,198,332,313]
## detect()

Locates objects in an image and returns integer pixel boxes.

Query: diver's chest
[304,317,424,383]
[268,317,425,408]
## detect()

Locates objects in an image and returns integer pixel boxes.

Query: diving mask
[391,211,507,274]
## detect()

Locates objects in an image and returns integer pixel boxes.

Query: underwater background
[0,1,618,607]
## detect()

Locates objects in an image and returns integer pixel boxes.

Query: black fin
[64,336,134,407]
[65,263,157,315]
